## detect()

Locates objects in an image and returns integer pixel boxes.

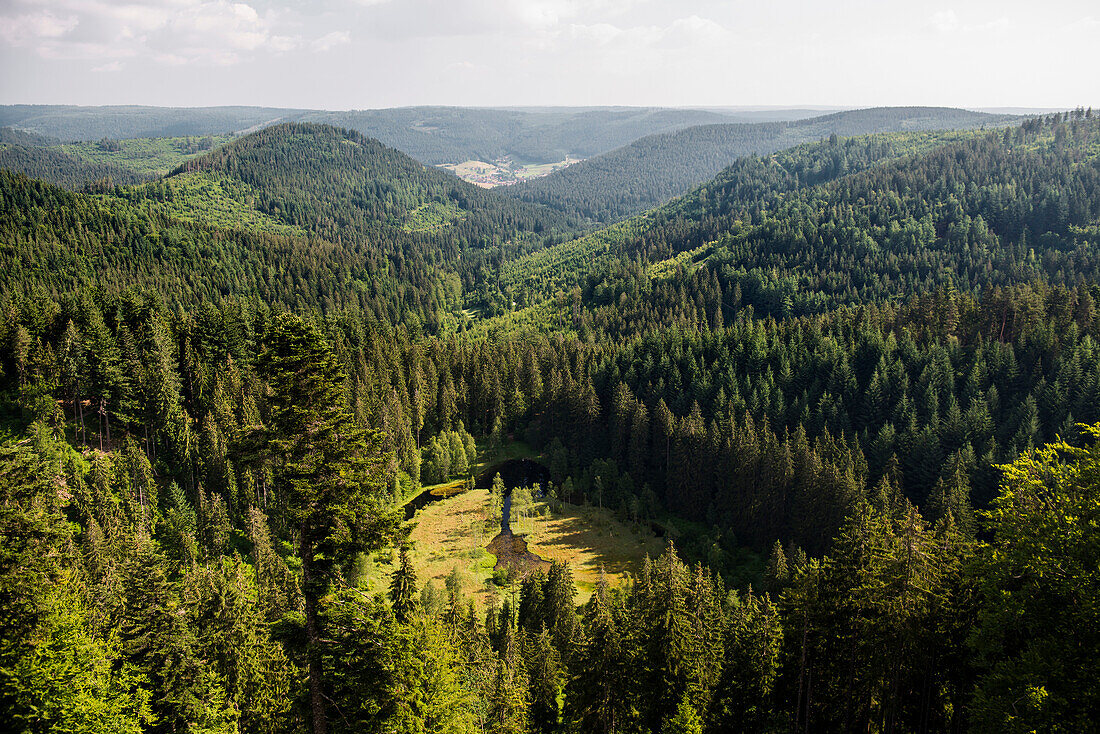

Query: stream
[479,458,551,575]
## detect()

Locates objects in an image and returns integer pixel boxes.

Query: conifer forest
[2,96,1100,734]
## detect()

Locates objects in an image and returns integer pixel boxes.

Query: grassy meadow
[400,485,664,608]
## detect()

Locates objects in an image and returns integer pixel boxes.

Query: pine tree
[565,571,629,734]
[709,592,782,733]
[524,627,562,733]
[763,540,789,592]
[661,693,703,734]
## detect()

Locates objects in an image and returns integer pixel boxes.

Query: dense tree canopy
[2,110,1099,732]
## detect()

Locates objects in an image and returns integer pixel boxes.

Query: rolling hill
[0,104,750,167]
[0,142,149,189]
[502,106,1018,222]
[299,106,745,165]
[0,122,574,329]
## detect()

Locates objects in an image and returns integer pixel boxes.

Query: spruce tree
[389,544,420,623]
[261,312,394,734]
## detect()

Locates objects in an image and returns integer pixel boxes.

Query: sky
[0,0,1097,109]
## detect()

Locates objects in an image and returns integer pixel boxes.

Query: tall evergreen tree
[261,313,395,734]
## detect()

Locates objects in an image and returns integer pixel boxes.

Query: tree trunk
[795,607,809,733]
[77,385,85,445]
[301,528,327,734]
[71,386,79,443]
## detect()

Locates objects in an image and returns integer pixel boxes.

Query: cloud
[310,30,349,52]
[91,60,124,72]
[0,10,78,45]
[0,0,320,65]
[931,10,959,34]
[566,15,726,51]
[659,15,728,48]
[360,0,627,39]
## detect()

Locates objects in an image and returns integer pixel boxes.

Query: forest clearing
[405,486,663,606]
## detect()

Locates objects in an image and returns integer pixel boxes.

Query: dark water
[477,458,550,534]
[475,458,550,491]
[404,488,441,520]
[404,458,550,526]
[501,492,512,533]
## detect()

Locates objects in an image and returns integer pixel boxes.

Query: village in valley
[439,154,582,187]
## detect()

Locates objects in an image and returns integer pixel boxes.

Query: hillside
[0,134,236,189]
[503,106,1016,221]
[3,110,1100,734]
[0,126,58,146]
[502,115,1100,326]
[0,123,574,330]
[0,143,149,189]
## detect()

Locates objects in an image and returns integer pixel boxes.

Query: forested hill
[0,126,58,147]
[503,112,1100,327]
[0,104,298,141]
[486,111,1100,537]
[0,104,745,164]
[0,123,574,330]
[167,122,571,240]
[3,111,1100,733]
[502,106,1016,222]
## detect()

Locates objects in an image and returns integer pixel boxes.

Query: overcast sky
[1,0,1097,109]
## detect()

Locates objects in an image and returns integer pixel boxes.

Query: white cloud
[566,15,725,51]
[568,22,629,45]
[0,11,78,45]
[659,15,728,48]
[931,10,959,34]
[0,0,316,65]
[310,30,349,51]
[91,60,123,72]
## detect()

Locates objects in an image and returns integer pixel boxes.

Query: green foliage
[2,109,1099,734]
[390,544,420,623]
[60,135,234,177]
[969,424,1100,732]
[0,436,151,734]
[661,694,703,734]
[323,589,478,734]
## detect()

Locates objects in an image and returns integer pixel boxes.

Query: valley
[2,103,1098,734]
